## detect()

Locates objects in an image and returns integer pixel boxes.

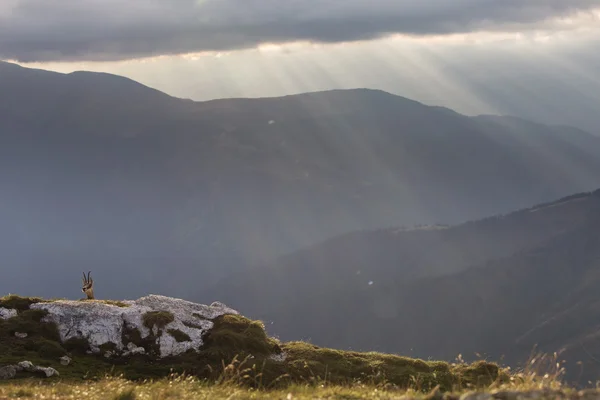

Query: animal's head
[82,271,94,299]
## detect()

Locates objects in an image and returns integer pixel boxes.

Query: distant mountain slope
[204,189,600,311]
[1,61,600,301]
[205,189,600,386]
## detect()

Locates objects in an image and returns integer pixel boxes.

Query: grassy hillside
[0,295,503,393]
[1,297,584,400]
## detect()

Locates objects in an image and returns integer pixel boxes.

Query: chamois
[82,271,94,300]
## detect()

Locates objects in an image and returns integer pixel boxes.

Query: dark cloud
[0,0,598,61]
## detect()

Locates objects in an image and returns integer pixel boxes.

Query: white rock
[269,352,287,362]
[60,356,71,366]
[32,300,126,353]
[0,362,59,379]
[31,295,239,358]
[36,366,59,377]
[123,346,146,357]
[131,347,145,355]
[0,307,17,320]
[14,332,28,339]
[123,342,146,356]
[17,361,34,371]
[0,365,17,379]
[460,393,492,400]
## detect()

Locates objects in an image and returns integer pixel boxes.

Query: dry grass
[0,352,584,400]
[0,374,580,400]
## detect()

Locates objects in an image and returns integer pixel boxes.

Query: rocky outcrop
[0,361,59,380]
[0,365,16,380]
[30,294,239,358]
[0,307,17,319]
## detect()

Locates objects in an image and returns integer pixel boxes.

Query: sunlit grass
[0,375,579,400]
[0,351,588,400]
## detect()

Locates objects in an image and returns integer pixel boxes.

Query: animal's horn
[83,272,87,284]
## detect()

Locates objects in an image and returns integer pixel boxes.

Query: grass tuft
[90,300,130,308]
[63,337,91,354]
[167,329,191,342]
[0,295,47,312]
[112,388,136,400]
[202,314,282,360]
[9,388,34,398]
[142,311,174,330]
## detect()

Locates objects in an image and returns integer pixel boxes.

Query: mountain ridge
[2,60,594,135]
[2,60,600,307]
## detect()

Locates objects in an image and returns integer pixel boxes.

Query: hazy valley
[2,60,600,298]
[208,190,600,385]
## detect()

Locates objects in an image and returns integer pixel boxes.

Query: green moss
[122,326,143,348]
[0,295,47,312]
[1,309,60,342]
[63,337,91,354]
[18,336,66,360]
[453,360,505,387]
[142,311,174,330]
[99,342,119,353]
[273,341,447,390]
[4,316,41,336]
[121,326,159,356]
[182,321,204,330]
[167,329,191,343]
[201,314,281,360]
[36,339,67,358]
[193,316,502,391]
[0,300,65,378]
[19,309,48,323]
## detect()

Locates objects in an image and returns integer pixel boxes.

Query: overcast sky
[2,1,600,133]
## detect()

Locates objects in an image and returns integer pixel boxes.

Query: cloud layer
[1,0,599,61]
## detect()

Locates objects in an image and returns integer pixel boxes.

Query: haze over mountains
[2,60,600,303]
[207,189,600,386]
